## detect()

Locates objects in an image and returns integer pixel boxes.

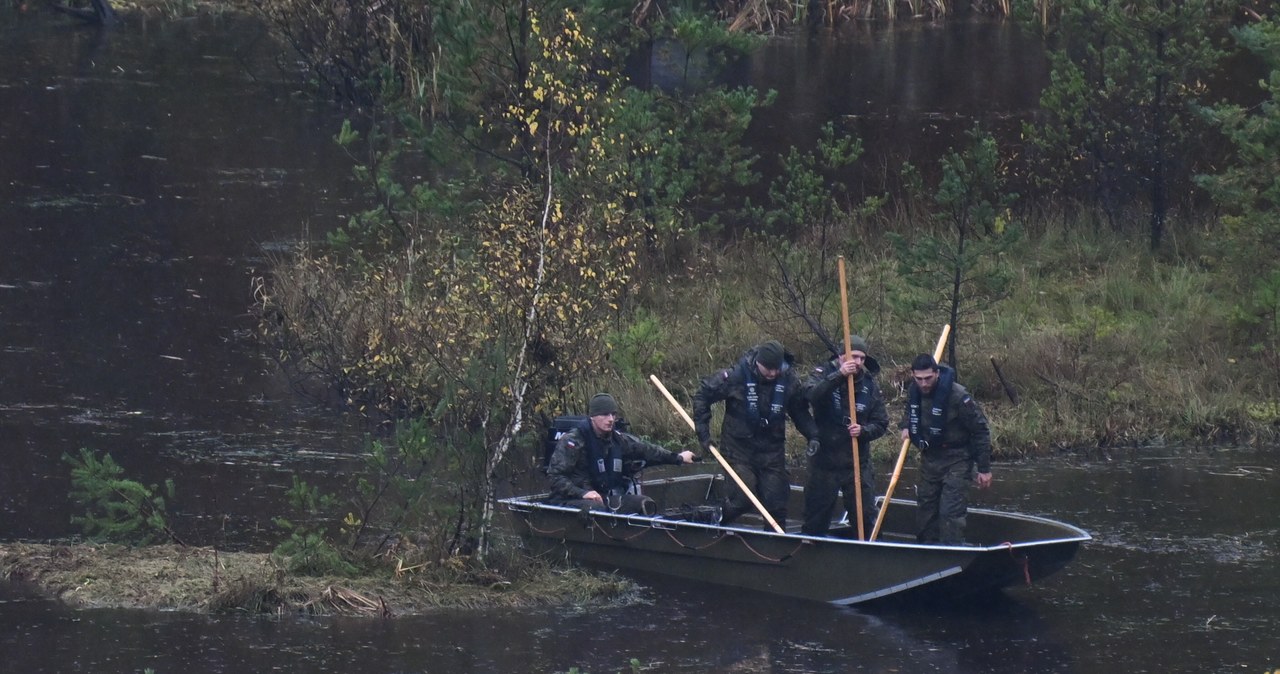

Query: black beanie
[588,393,619,416]
[755,340,785,369]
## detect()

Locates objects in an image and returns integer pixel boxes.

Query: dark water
[0,9,369,544]
[740,20,1049,185]
[2,451,1277,673]
[2,9,1278,674]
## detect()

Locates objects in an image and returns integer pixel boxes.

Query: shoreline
[0,542,638,616]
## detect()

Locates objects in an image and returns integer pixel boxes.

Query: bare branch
[769,248,841,356]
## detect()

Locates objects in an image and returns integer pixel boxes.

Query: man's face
[755,360,781,382]
[912,368,939,394]
[590,412,617,435]
[847,351,866,375]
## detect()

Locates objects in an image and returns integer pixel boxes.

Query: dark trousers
[720,448,789,529]
[802,457,876,537]
[915,452,973,544]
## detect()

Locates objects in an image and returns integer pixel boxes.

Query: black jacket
[805,357,889,469]
[693,346,818,458]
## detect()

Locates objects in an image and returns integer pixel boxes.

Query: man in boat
[693,339,818,529]
[900,354,992,545]
[547,393,695,515]
[801,336,889,537]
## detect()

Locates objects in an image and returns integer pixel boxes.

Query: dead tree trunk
[990,357,1020,405]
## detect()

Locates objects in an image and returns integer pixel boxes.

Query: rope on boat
[661,527,728,551]
[1002,541,1031,585]
[590,518,651,542]
[736,535,807,563]
[525,516,566,537]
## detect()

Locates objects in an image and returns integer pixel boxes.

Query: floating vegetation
[1091,526,1275,565]
[26,193,145,209]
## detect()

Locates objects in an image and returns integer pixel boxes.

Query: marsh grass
[109,0,246,18]
[602,218,1274,458]
[0,540,639,614]
[268,207,1271,464]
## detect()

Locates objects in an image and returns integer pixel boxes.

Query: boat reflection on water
[547,567,1080,674]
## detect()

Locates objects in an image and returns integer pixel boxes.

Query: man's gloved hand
[700,438,713,454]
[806,438,820,457]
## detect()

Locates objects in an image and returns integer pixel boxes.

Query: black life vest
[828,362,873,424]
[908,365,956,448]
[543,415,627,494]
[543,414,628,469]
[580,420,626,495]
[739,358,789,430]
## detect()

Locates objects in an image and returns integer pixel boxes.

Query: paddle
[869,324,950,542]
[837,256,865,540]
[649,374,786,534]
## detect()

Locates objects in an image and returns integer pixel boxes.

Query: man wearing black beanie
[547,393,694,514]
[693,340,818,529]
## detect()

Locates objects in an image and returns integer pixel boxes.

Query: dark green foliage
[651,7,764,85]
[764,122,870,231]
[270,416,488,574]
[325,119,474,260]
[272,475,359,577]
[604,85,774,240]
[743,123,883,353]
[1024,0,1230,247]
[63,448,182,546]
[606,308,667,382]
[890,128,1020,373]
[348,416,483,561]
[1197,18,1280,388]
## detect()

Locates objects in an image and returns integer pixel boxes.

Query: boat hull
[501,473,1089,606]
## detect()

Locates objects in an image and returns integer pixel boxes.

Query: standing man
[900,354,992,545]
[801,336,889,537]
[547,393,695,515]
[693,340,818,529]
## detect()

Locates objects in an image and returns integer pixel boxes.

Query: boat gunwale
[500,473,1092,552]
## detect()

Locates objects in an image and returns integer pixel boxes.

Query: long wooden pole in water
[869,324,950,542]
[837,256,864,540]
[649,374,785,534]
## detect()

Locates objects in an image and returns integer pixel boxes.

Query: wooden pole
[837,256,864,540]
[649,374,785,534]
[869,324,950,542]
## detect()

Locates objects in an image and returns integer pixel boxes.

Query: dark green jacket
[547,426,684,500]
[900,381,992,473]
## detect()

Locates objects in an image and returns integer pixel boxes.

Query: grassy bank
[583,223,1277,463]
[0,541,639,615]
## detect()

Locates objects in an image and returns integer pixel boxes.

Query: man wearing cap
[801,336,889,537]
[547,393,695,515]
[899,354,992,544]
[693,340,818,528]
